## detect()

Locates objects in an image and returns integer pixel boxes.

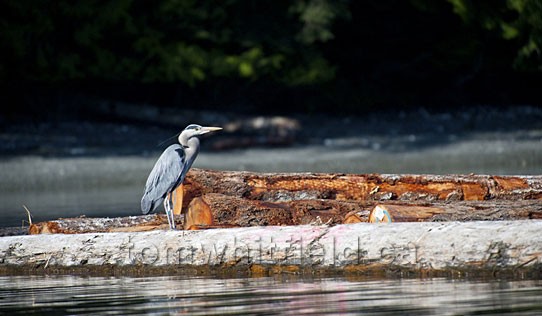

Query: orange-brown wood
[183,197,214,230]
[183,169,542,203]
[343,210,369,224]
[24,170,542,235]
[460,183,488,200]
[28,215,170,234]
[173,184,184,215]
[492,176,529,191]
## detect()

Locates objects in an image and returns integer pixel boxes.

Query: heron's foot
[168,217,176,230]
[165,208,176,230]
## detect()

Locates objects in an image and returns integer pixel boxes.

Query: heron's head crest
[185,124,202,131]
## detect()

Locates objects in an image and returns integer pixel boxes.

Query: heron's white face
[178,124,222,144]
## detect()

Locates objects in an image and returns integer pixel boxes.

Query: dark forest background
[2,0,542,120]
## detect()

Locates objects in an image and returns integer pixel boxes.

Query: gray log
[1,221,541,276]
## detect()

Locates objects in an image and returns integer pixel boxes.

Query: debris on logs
[25,169,542,234]
[27,200,542,234]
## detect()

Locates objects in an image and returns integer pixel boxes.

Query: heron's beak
[200,126,223,134]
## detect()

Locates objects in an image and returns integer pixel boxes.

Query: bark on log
[369,205,446,223]
[361,200,542,223]
[28,214,174,235]
[179,193,542,228]
[27,199,542,234]
[24,170,542,235]
[182,193,369,229]
[179,169,542,212]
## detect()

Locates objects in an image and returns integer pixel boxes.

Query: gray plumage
[141,144,188,215]
[140,124,222,229]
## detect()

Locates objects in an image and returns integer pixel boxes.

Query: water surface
[1,275,541,315]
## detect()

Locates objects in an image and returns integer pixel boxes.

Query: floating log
[26,199,542,234]
[5,168,542,276]
[28,214,174,235]
[179,169,542,211]
[182,193,370,229]
[22,170,542,235]
[2,221,542,277]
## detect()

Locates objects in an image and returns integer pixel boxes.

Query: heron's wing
[141,144,185,214]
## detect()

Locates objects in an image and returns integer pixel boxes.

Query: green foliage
[1,0,540,113]
[446,0,542,71]
[290,0,350,44]
[512,0,542,71]
[0,0,347,86]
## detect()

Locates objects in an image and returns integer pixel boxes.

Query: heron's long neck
[179,134,200,169]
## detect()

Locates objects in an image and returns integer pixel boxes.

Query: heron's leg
[164,193,176,230]
[168,193,176,230]
[163,198,172,229]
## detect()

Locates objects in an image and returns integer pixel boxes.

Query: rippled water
[1,275,541,315]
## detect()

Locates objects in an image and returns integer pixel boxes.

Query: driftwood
[3,221,542,276]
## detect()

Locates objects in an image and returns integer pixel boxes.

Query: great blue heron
[141,124,222,229]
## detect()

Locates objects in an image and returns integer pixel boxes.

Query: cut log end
[173,184,184,215]
[343,210,370,224]
[368,205,445,223]
[183,197,214,230]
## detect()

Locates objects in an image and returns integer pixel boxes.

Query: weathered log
[181,193,542,227]
[182,193,369,228]
[179,169,542,211]
[27,198,542,234]
[28,214,174,235]
[27,196,370,234]
[365,200,542,223]
[3,221,542,276]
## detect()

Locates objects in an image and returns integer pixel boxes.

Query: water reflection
[1,275,541,315]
